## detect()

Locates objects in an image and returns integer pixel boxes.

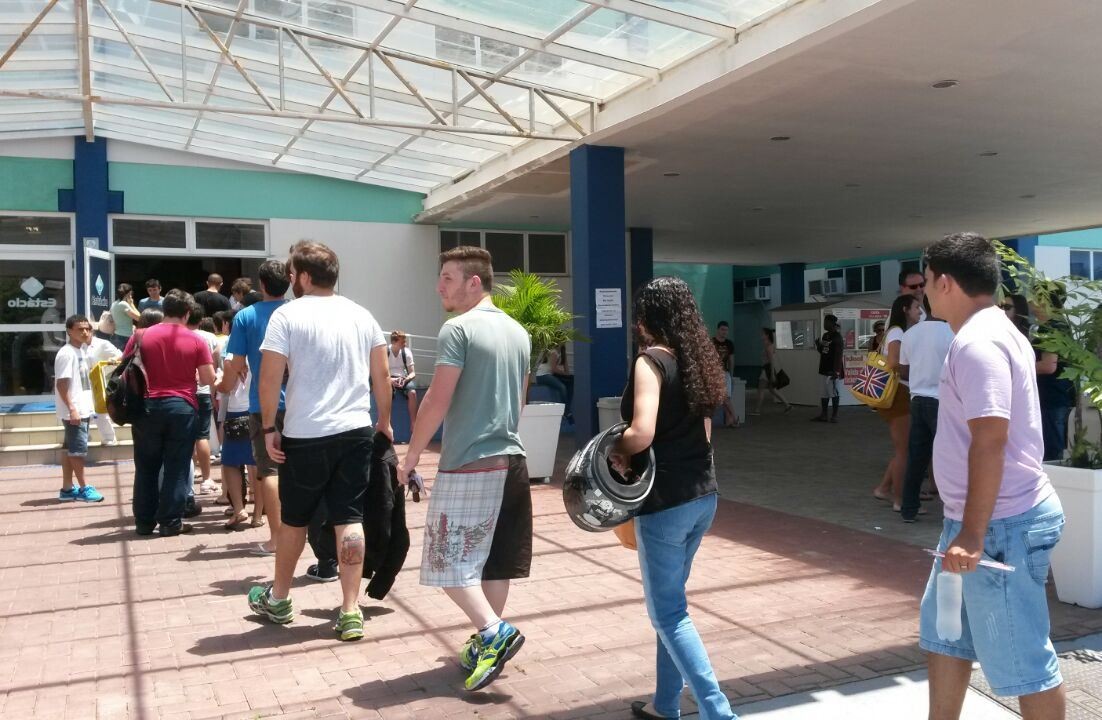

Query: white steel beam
[93,0,175,102]
[0,0,62,70]
[186,4,276,111]
[75,0,93,141]
[184,0,248,150]
[576,0,737,40]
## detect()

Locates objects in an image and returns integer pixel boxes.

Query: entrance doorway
[114,256,264,305]
[0,251,73,402]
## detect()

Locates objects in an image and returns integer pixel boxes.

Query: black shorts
[279,426,375,528]
[484,454,533,581]
[195,394,212,440]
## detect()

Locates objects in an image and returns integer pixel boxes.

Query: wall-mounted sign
[595,288,622,329]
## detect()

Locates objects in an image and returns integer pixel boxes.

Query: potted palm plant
[492,270,584,480]
[998,242,1102,607]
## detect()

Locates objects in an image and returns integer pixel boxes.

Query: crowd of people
[48,234,1069,718]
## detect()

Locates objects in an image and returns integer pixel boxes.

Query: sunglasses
[906,282,926,290]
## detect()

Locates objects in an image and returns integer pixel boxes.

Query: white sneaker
[103,440,119,447]
[199,480,219,495]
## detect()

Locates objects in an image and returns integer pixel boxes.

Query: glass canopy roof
[0,0,790,194]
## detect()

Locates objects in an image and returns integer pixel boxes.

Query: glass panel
[440,230,459,253]
[417,0,586,38]
[845,266,862,294]
[484,232,524,273]
[758,276,771,287]
[113,218,187,249]
[0,332,60,397]
[900,258,922,277]
[826,268,843,279]
[195,222,266,252]
[863,264,881,293]
[1070,250,1090,279]
[1094,252,1102,281]
[528,233,566,274]
[630,0,790,27]
[0,216,70,246]
[732,281,743,304]
[0,258,67,325]
[559,8,712,69]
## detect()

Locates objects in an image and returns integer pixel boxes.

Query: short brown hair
[290,240,339,289]
[440,245,493,291]
[390,330,407,342]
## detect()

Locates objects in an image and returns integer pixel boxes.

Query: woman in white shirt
[215,354,256,529]
[872,294,922,510]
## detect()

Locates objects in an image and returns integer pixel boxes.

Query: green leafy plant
[997,241,1102,467]
[491,269,586,376]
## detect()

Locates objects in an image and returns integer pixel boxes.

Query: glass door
[0,252,74,404]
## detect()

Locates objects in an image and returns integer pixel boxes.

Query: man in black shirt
[194,273,231,318]
[711,321,739,427]
[813,313,844,423]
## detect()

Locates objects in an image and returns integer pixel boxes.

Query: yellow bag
[612,519,637,550]
[848,352,899,410]
[90,360,113,415]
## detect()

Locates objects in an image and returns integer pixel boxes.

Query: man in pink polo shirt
[920,232,1065,719]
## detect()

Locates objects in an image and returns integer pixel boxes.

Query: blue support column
[70,137,115,315]
[628,227,653,297]
[571,145,627,444]
[778,262,806,304]
[1003,236,1038,266]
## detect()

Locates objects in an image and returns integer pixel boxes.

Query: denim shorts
[919,493,1064,697]
[63,419,90,457]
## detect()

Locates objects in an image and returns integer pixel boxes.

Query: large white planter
[1045,462,1102,608]
[518,401,565,480]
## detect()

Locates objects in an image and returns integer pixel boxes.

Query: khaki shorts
[248,411,284,478]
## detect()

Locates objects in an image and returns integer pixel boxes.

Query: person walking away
[1031,285,1075,462]
[139,279,163,311]
[611,277,738,720]
[812,314,844,422]
[387,330,419,426]
[86,328,122,446]
[711,322,739,427]
[129,291,215,536]
[398,246,531,692]
[55,315,104,503]
[921,232,1065,720]
[194,273,231,319]
[753,327,791,414]
[188,305,221,495]
[216,352,255,529]
[248,240,392,642]
[110,283,141,350]
[223,261,289,555]
[898,312,954,522]
[872,295,921,509]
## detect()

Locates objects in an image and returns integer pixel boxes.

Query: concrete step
[0,424,132,448]
[0,440,133,468]
[0,411,59,431]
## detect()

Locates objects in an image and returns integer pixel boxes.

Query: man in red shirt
[132,289,216,536]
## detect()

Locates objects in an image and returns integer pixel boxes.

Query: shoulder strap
[402,348,411,374]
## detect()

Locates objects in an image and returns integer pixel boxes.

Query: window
[0,216,70,246]
[195,222,266,252]
[734,276,771,303]
[1069,250,1102,280]
[112,218,186,249]
[437,230,568,275]
[899,258,922,279]
[435,28,522,71]
[825,263,880,294]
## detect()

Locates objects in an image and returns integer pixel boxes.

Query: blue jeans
[535,373,573,416]
[133,397,197,531]
[901,395,938,520]
[1040,402,1071,462]
[636,494,737,719]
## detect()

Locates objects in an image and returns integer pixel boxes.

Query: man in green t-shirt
[400,246,531,692]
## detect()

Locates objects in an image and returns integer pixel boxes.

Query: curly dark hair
[632,276,728,417]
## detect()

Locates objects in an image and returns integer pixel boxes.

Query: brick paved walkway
[1,444,1100,719]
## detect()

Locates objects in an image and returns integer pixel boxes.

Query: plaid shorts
[419,455,532,587]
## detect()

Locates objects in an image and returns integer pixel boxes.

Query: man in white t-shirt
[85,334,122,446]
[188,304,221,495]
[919,232,1064,717]
[54,315,104,503]
[897,315,954,522]
[387,330,418,426]
[248,240,392,642]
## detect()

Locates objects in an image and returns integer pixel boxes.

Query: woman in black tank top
[612,277,738,720]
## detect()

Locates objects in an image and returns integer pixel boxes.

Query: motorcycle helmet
[562,422,655,532]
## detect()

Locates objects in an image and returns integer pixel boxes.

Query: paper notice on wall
[595,288,622,329]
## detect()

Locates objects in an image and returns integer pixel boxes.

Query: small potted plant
[999,242,1102,607]
[492,270,584,480]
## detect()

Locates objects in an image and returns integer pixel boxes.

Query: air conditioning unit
[754,285,772,301]
[822,278,845,295]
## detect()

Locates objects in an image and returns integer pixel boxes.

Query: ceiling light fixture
[978,151,999,157]
[662,171,680,177]
[1020,194,1036,199]
[770,136,791,142]
[931,79,959,89]
[529,215,540,219]
[751,207,765,212]
[844,183,861,188]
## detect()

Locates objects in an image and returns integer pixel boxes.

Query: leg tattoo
[338,531,365,566]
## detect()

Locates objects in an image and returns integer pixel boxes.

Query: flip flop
[250,543,276,556]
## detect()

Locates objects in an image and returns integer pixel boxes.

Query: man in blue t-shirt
[138,278,163,311]
[224,260,288,556]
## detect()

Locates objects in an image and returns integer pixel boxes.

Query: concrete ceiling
[429,0,1102,264]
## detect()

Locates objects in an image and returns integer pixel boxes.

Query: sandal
[251,517,266,528]
[872,489,892,502]
[224,510,249,529]
[224,506,236,517]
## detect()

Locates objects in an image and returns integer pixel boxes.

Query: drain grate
[970,648,1102,718]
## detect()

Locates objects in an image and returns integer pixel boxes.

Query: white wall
[1035,246,1071,280]
[0,136,74,159]
[269,219,444,342]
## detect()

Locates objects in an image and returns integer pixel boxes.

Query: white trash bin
[597,397,622,432]
[730,378,746,425]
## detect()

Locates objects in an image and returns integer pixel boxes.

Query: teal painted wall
[1039,227,1102,249]
[731,264,780,280]
[0,157,71,212]
[109,162,424,223]
[653,262,733,330]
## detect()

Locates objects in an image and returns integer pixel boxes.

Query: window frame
[109,215,270,258]
[733,275,772,304]
[438,228,570,277]
[823,262,881,295]
[1069,249,1102,280]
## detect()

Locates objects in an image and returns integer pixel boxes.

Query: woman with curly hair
[612,277,737,720]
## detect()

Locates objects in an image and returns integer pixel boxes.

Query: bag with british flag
[848,352,899,409]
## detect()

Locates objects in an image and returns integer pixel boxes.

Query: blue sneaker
[58,487,80,502]
[75,485,104,503]
[465,622,524,691]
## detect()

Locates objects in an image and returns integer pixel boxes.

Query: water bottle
[936,571,963,641]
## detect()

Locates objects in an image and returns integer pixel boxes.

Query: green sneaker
[459,633,483,671]
[465,622,524,691]
[334,608,364,641]
[247,585,293,624]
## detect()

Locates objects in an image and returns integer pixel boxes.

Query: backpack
[106,336,148,425]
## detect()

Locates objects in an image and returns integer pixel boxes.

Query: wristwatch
[263,426,278,434]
